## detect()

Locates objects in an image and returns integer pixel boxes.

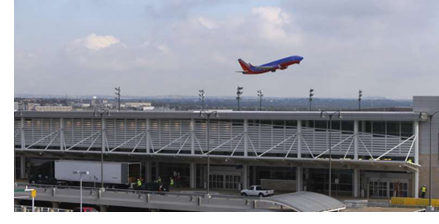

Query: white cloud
[197,17,218,29]
[252,6,290,26]
[72,33,120,51]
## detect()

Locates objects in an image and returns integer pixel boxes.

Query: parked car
[241,185,274,197]
[73,207,99,212]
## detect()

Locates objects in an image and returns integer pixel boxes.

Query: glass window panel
[373,122,386,135]
[387,122,400,136]
[286,120,297,127]
[365,121,372,133]
[342,121,354,131]
[315,121,327,130]
[401,122,413,137]
[331,121,341,130]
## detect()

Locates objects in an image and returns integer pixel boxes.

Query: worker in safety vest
[137,178,142,188]
[421,185,427,198]
[170,177,174,190]
[157,176,162,183]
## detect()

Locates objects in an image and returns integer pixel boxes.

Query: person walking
[421,185,427,198]
[137,178,142,188]
[170,177,174,190]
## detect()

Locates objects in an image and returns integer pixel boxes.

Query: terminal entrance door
[368,180,388,198]
[367,178,409,198]
[209,173,241,190]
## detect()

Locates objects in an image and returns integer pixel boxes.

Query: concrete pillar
[20,156,26,179]
[99,205,108,212]
[52,202,60,208]
[190,118,195,155]
[145,161,152,183]
[414,171,419,198]
[244,120,248,157]
[242,165,248,190]
[353,169,359,197]
[297,120,302,158]
[354,121,359,160]
[190,163,196,189]
[296,167,303,192]
[413,121,419,198]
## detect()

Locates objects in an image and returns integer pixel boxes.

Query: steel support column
[60,118,64,150]
[242,165,248,190]
[413,120,419,198]
[145,161,152,183]
[244,119,248,157]
[354,120,359,160]
[190,118,195,155]
[146,119,150,154]
[353,169,359,197]
[101,117,106,189]
[20,117,25,150]
[190,163,196,189]
[297,120,302,159]
[296,167,303,192]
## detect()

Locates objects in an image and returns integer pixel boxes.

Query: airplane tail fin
[238,59,251,72]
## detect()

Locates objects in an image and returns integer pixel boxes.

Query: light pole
[94,109,110,189]
[420,111,439,211]
[358,90,363,111]
[257,90,263,111]
[237,86,243,111]
[198,89,205,111]
[199,110,219,195]
[320,110,342,197]
[115,87,121,111]
[309,89,314,111]
[73,170,89,212]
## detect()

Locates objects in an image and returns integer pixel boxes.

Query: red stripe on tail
[238,59,251,72]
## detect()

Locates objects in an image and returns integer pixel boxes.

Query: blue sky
[15,0,439,99]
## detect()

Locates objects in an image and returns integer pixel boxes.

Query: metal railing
[15,118,416,161]
[14,205,72,212]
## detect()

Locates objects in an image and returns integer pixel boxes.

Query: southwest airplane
[237,55,303,75]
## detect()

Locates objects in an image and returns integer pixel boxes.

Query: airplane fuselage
[238,56,303,75]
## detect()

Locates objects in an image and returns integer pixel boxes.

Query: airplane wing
[253,65,280,72]
[257,66,276,70]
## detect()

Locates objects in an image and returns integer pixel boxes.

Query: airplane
[237,55,303,75]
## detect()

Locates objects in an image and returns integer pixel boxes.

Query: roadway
[14,183,346,212]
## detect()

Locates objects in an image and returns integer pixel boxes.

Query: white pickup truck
[241,185,274,197]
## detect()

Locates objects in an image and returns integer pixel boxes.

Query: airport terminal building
[14,96,439,199]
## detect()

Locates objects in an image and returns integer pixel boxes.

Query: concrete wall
[413,96,439,199]
[261,179,296,192]
[418,154,439,199]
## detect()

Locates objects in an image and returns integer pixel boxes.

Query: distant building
[34,105,73,111]
[124,102,154,111]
